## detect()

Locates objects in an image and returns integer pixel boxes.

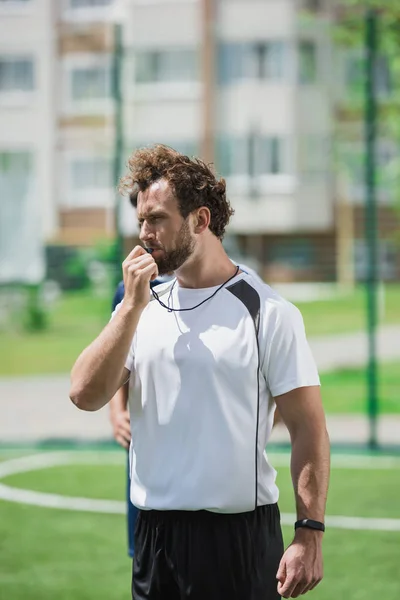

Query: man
[70,144,330,600]
[110,263,265,559]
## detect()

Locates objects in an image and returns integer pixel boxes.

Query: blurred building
[123,0,336,282]
[0,0,399,284]
[56,0,117,246]
[0,0,56,283]
[0,0,116,285]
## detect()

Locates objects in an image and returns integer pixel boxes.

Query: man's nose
[139,222,155,242]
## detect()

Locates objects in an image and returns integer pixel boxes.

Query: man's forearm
[291,426,330,522]
[70,304,141,412]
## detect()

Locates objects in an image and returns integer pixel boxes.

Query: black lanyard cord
[151,266,240,313]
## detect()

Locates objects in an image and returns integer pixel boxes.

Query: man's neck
[175,242,239,289]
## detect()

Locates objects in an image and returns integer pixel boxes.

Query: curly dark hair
[119,144,234,240]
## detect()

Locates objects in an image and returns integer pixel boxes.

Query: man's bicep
[114,367,131,394]
[110,378,129,411]
[274,385,326,437]
[118,367,131,390]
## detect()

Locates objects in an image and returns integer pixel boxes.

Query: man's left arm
[274,385,330,599]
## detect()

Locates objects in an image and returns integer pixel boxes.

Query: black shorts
[132,504,284,600]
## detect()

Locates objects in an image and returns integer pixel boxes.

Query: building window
[269,239,315,271]
[133,141,198,161]
[261,42,288,80]
[216,137,249,177]
[70,157,112,190]
[218,44,254,84]
[298,41,317,84]
[302,0,321,11]
[71,66,110,100]
[354,240,397,281]
[0,151,32,179]
[0,152,32,241]
[0,0,31,5]
[135,49,199,84]
[216,135,288,177]
[345,51,391,100]
[0,57,34,92]
[0,0,31,4]
[218,41,289,84]
[374,56,392,98]
[170,141,198,156]
[70,0,112,7]
[339,139,399,204]
[254,137,285,175]
[0,151,34,282]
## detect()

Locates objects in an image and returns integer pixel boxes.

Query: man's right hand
[122,246,158,310]
[110,409,131,450]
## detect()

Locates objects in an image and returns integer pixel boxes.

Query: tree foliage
[334,1,400,208]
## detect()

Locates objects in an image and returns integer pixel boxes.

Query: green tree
[335,1,400,212]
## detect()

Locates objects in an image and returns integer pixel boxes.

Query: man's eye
[138,217,162,227]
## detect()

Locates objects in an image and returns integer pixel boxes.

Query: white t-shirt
[236,262,263,283]
[114,271,320,513]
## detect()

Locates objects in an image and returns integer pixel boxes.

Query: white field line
[0,452,400,531]
[2,451,400,475]
[0,483,125,514]
[0,451,124,478]
[268,453,400,470]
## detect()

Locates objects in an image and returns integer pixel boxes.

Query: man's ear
[194,207,210,234]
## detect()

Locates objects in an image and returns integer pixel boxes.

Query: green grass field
[0,291,111,376]
[297,283,400,337]
[320,361,400,413]
[0,449,399,599]
[0,284,399,377]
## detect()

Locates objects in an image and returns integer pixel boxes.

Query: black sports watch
[294,519,325,532]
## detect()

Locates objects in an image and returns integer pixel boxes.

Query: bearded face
[151,218,195,275]
[137,180,196,275]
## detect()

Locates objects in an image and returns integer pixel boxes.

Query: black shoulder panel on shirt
[226,279,260,333]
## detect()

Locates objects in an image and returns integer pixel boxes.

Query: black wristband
[295,519,325,532]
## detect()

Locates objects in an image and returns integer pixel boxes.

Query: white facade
[0,0,57,239]
[0,0,57,283]
[57,8,116,220]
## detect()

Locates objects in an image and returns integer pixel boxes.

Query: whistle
[145,247,154,254]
